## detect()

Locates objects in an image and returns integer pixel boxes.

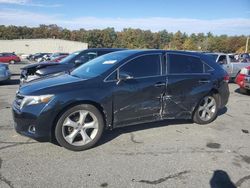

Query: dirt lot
[0,63,250,188]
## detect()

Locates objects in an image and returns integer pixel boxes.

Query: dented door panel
[113,76,166,127]
[162,74,212,119]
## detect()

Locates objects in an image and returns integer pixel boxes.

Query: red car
[235,66,250,94]
[0,53,21,64]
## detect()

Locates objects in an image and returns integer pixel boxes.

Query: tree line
[0,24,249,53]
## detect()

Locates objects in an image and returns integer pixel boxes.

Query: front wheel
[193,95,219,124]
[55,104,104,151]
[240,87,250,95]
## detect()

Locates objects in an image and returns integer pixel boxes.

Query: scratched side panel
[113,76,166,128]
[162,74,212,119]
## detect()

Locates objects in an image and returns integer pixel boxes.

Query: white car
[206,53,250,79]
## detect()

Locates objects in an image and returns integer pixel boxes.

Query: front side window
[120,54,161,78]
[217,55,227,64]
[168,54,204,74]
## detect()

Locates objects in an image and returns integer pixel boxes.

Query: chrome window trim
[104,53,163,82]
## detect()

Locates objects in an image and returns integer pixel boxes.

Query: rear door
[112,53,166,127]
[163,53,212,119]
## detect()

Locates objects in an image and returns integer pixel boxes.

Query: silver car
[0,63,11,82]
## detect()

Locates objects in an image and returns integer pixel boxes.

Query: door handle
[154,82,166,87]
[199,80,210,84]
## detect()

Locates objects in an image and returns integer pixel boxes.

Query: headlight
[20,94,54,109]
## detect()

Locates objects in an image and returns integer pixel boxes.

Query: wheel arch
[51,100,107,142]
[191,88,221,119]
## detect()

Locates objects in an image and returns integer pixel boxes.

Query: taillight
[224,74,230,83]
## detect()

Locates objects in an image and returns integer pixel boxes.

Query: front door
[113,53,166,127]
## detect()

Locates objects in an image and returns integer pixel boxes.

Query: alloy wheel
[198,96,217,122]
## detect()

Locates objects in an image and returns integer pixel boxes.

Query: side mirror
[117,72,133,84]
[75,59,82,65]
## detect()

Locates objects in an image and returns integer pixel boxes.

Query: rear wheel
[55,104,104,151]
[9,60,15,64]
[193,94,219,124]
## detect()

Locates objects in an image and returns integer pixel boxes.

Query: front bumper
[12,101,57,141]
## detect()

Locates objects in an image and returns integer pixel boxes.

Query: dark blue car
[12,50,230,151]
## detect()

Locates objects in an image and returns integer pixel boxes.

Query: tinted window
[77,52,98,63]
[204,63,214,73]
[206,54,218,62]
[60,51,80,64]
[98,51,109,56]
[120,54,161,78]
[106,70,118,81]
[218,55,227,64]
[168,54,204,74]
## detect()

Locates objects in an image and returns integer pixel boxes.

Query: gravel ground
[0,63,250,188]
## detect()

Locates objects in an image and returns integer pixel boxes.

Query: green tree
[183,38,198,50]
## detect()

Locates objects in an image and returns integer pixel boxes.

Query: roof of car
[78,48,212,58]
[112,49,206,57]
[85,48,126,51]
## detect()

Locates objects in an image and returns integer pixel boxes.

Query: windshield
[71,51,128,78]
[60,51,80,64]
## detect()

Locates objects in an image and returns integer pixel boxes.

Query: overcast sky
[0,0,249,35]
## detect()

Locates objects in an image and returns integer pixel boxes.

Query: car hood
[19,74,87,95]
[21,62,60,70]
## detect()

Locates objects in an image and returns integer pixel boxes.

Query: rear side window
[78,52,98,63]
[120,54,161,78]
[168,54,204,74]
[98,51,110,56]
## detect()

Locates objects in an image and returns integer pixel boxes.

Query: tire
[240,87,250,95]
[55,104,104,151]
[193,94,219,125]
[9,60,15,64]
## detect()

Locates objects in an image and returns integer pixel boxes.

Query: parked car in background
[20,48,125,84]
[235,66,250,94]
[27,53,38,61]
[35,53,52,62]
[48,55,68,63]
[0,63,11,82]
[46,53,69,61]
[20,54,30,60]
[206,53,250,80]
[39,53,69,63]
[13,50,229,151]
[0,53,21,64]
